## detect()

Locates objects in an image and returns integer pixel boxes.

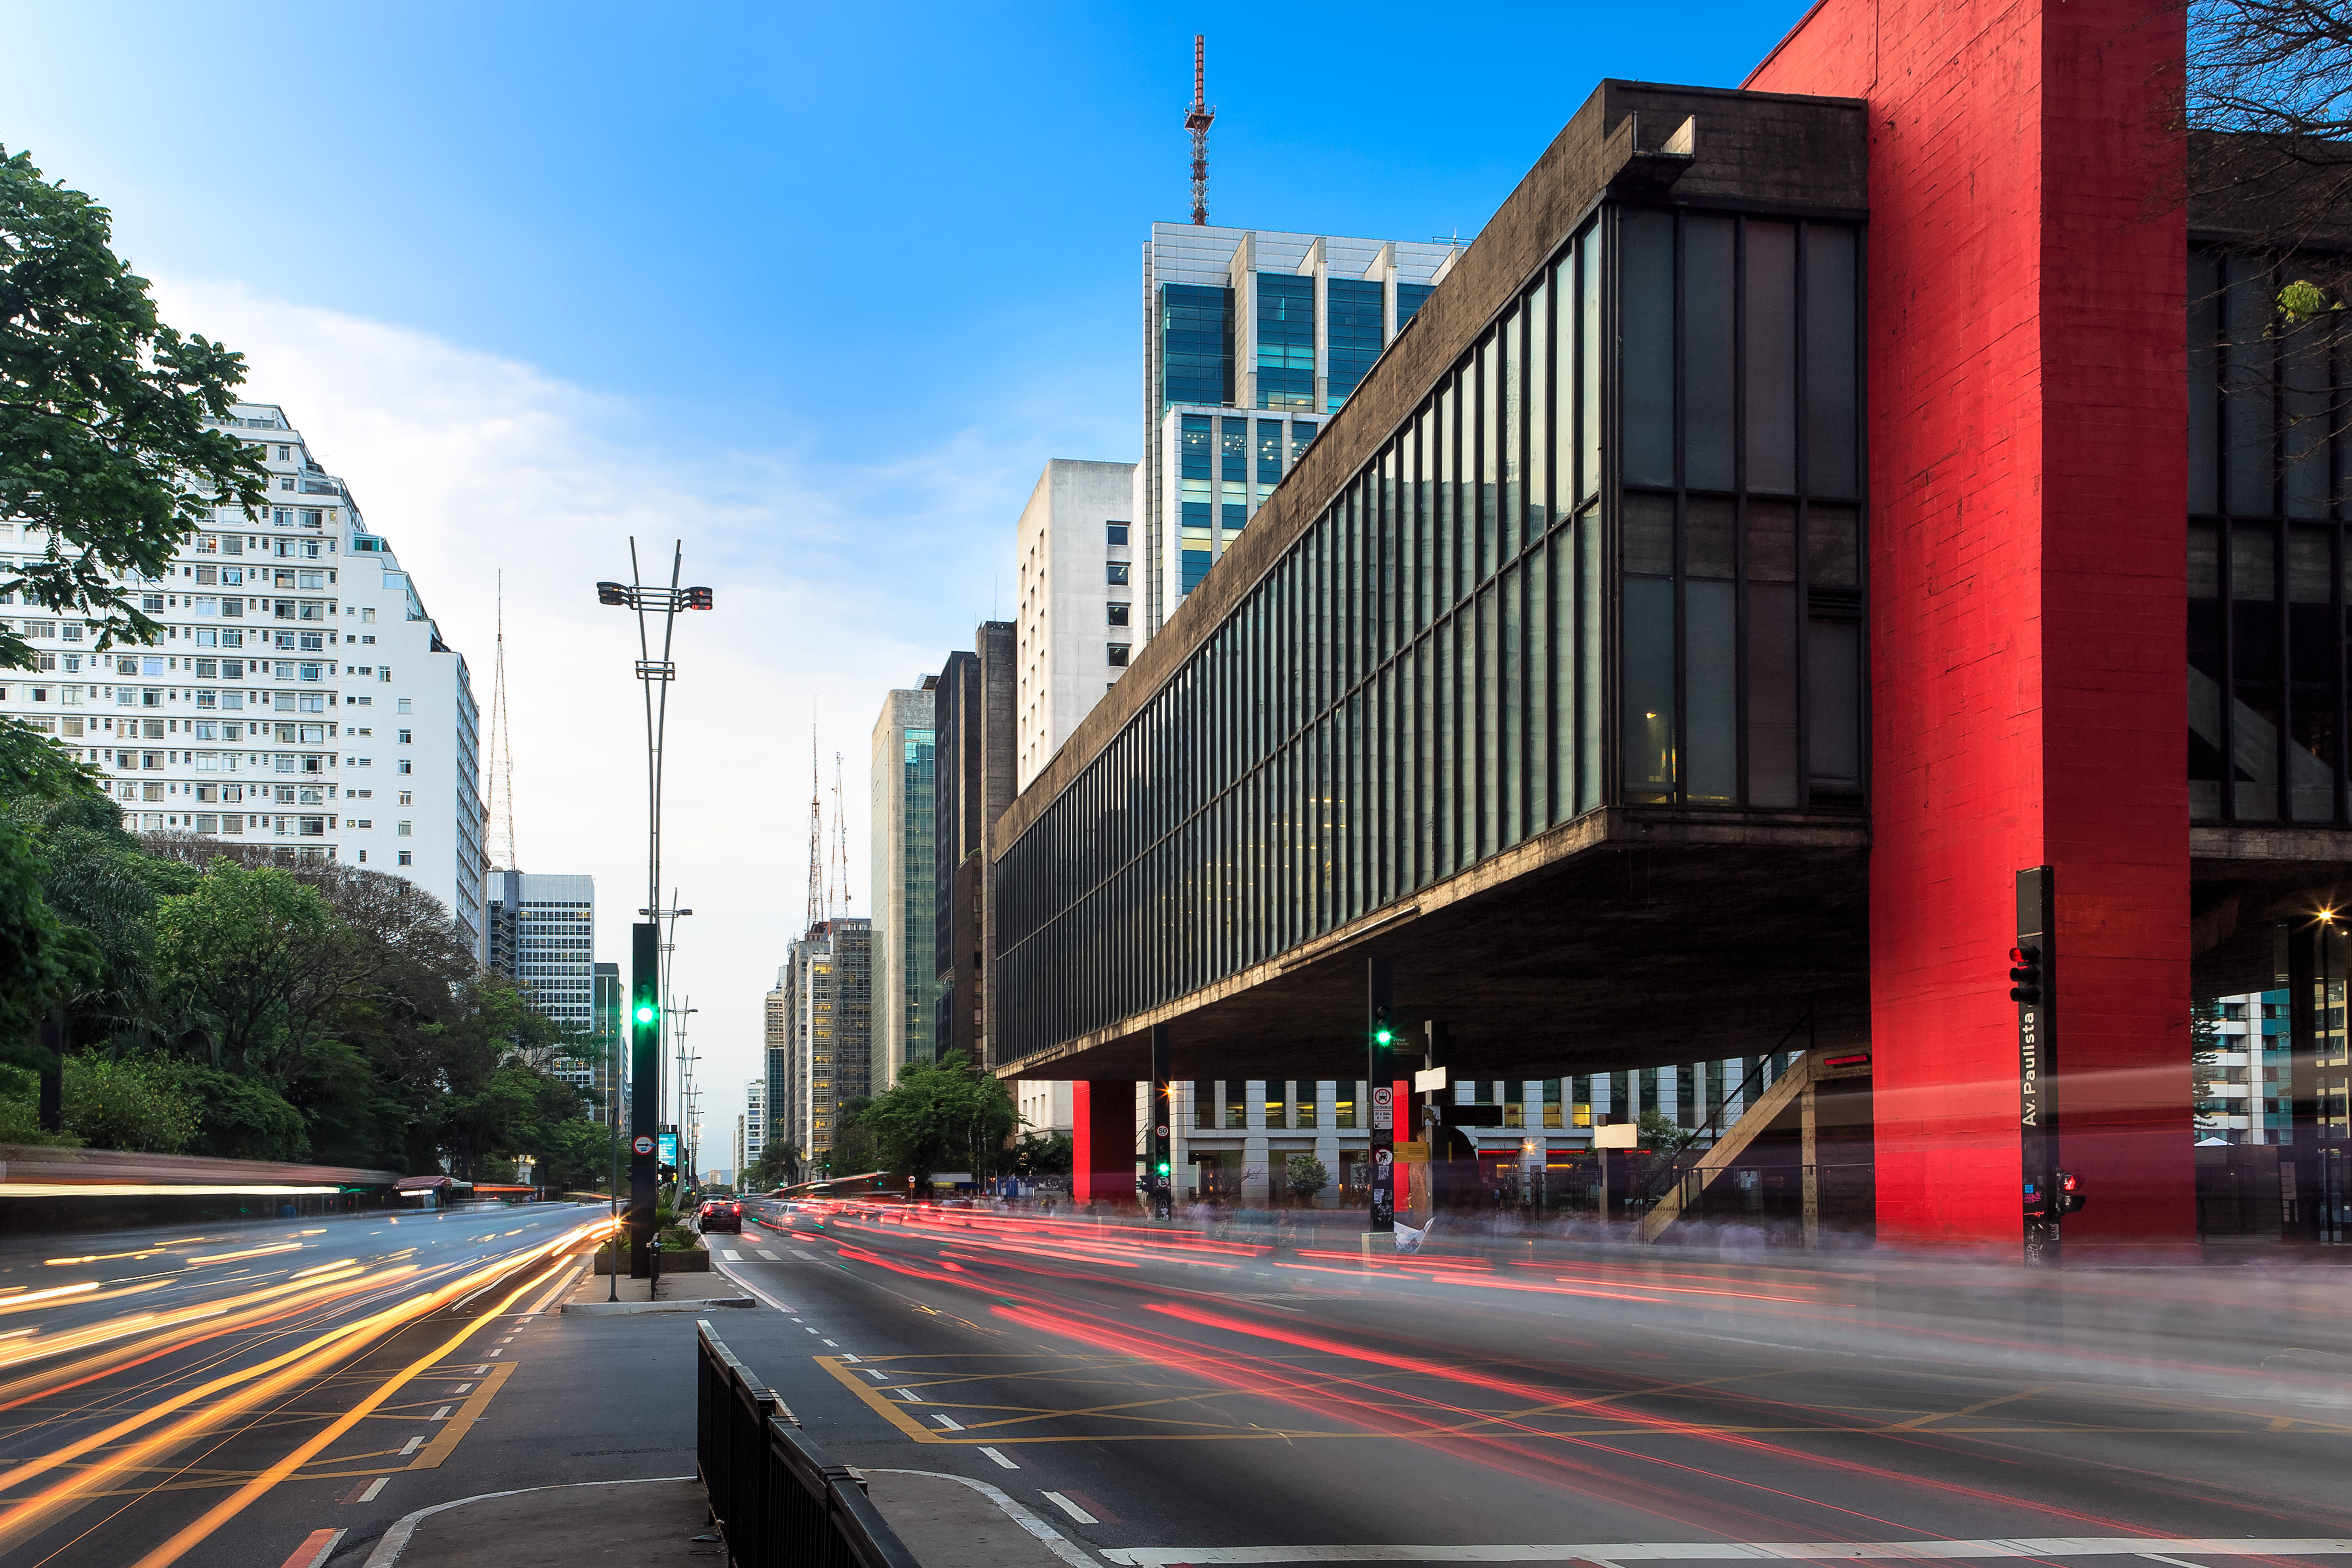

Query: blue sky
[2,0,1807,1164]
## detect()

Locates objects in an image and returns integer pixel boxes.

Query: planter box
[591,1249,710,1274]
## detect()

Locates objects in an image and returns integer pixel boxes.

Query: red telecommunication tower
[1186,34,1215,225]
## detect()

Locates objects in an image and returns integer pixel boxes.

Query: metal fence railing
[696,1319,924,1568]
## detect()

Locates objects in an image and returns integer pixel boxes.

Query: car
[698,1200,743,1233]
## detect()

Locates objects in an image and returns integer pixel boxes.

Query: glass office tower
[1142,226,1460,633]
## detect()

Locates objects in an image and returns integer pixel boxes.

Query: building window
[1106,522,1129,546]
[1106,562,1129,586]
[396,821,412,836]
[1326,277,1385,410]
[1106,604,1129,626]
[1160,282,1233,409]
[1256,272,1316,412]
[1107,644,1130,667]
[398,850,412,865]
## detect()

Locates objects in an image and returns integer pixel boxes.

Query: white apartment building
[0,402,485,950]
[743,1077,766,1169]
[1141,224,1458,632]
[1013,460,1137,791]
[1016,1080,1072,1138]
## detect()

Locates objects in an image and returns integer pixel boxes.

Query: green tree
[1285,1153,1330,1202]
[1013,1130,1072,1178]
[0,813,90,1071]
[61,1052,202,1154]
[859,1052,1018,1190]
[1,145,268,793]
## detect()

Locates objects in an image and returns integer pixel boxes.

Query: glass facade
[1000,206,1869,1061]
[1162,284,1233,409]
[1181,414,1214,594]
[2187,247,2352,824]
[1397,282,1436,328]
[1327,278,1387,410]
[901,728,937,1067]
[1617,211,1865,807]
[1258,273,1316,411]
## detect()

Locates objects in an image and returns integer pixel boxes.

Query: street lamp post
[597,544,713,1279]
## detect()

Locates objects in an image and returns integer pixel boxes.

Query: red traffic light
[2009,943,2044,1004]
[685,586,714,610]
[596,581,628,605]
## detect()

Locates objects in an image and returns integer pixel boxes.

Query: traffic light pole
[2015,866,2059,1268]
[630,920,660,1278]
[1367,955,1395,1236]
[594,541,713,1282]
[1148,1023,1173,1219]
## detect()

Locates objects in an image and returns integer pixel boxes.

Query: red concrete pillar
[1750,0,2195,1253]
[1071,1081,1136,1207]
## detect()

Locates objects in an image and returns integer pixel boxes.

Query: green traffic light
[635,1002,657,1024]
[1374,1027,1393,1044]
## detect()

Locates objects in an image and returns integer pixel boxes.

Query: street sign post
[2016,866,2059,1268]
[1368,956,1395,1235]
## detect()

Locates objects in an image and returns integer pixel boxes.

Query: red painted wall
[1750,0,2194,1252]
[1072,1080,1135,1205]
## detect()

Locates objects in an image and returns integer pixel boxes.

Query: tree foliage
[859,1052,1018,1189]
[0,145,269,673]
[0,806,606,1178]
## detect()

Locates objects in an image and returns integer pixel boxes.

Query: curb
[360,1475,695,1568]
[561,1296,754,1316]
[862,1468,1097,1568]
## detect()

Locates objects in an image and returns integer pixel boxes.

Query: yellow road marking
[406,1361,515,1469]
[1891,1385,2051,1429]
[817,1356,948,1441]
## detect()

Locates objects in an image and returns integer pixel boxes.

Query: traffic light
[597,581,628,605]
[633,982,659,1029]
[2009,943,2044,1004]
[685,586,714,610]
[2055,1169,2086,1214]
[1372,1005,1394,1047]
[1155,1160,1172,1177]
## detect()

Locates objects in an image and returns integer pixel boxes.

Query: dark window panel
[1744,221,1798,494]
[1621,210,1675,488]
[1683,214,1736,493]
[1802,225,1860,499]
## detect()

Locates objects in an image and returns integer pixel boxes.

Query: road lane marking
[757,1251,781,1260]
[980,1447,1019,1468]
[722,1251,742,1260]
[932,1413,964,1431]
[790,1249,820,1260]
[1096,1542,2352,1567]
[409,1362,516,1470]
[1041,1491,1095,1524]
[398,1437,424,1457]
[277,1527,344,1568]
[822,1339,839,1347]
[863,1369,891,1379]
[814,1356,944,1442]
[864,1470,1092,1568]
[429,1407,452,1421]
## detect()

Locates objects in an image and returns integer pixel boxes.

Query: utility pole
[595,544,712,1277]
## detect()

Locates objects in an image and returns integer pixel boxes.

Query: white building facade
[869,687,937,1090]
[1013,460,1137,791]
[0,401,485,949]
[743,1076,766,1170]
[1141,224,1458,633]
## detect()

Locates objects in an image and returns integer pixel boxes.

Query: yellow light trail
[0,1284,99,1317]
[126,1250,592,1568]
[186,1243,303,1266]
[0,1218,609,1559]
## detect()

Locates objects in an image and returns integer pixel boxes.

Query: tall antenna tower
[828,752,852,918]
[804,721,826,935]
[1186,34,1215,226]
[484,571,518,871]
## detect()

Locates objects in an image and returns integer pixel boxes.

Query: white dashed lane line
[721,1250,742,1260]
[979,1447,1019,1469]
[1041,1492,1096,1524]
[931,1413,964,1431]
[789,1249,820,1260]
[757,1250,781,1260]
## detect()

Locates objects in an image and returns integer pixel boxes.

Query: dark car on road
[698,1200,742,1233]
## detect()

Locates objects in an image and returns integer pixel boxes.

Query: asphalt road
[11,1200,2352,1568]
[698,1204,2352,1568]
[0,1201,615,1568]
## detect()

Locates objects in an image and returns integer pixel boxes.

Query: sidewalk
[375,1470,1080,1568]
[558,1265,752,1315]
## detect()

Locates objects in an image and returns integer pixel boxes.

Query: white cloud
[155,277,1033,1171]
